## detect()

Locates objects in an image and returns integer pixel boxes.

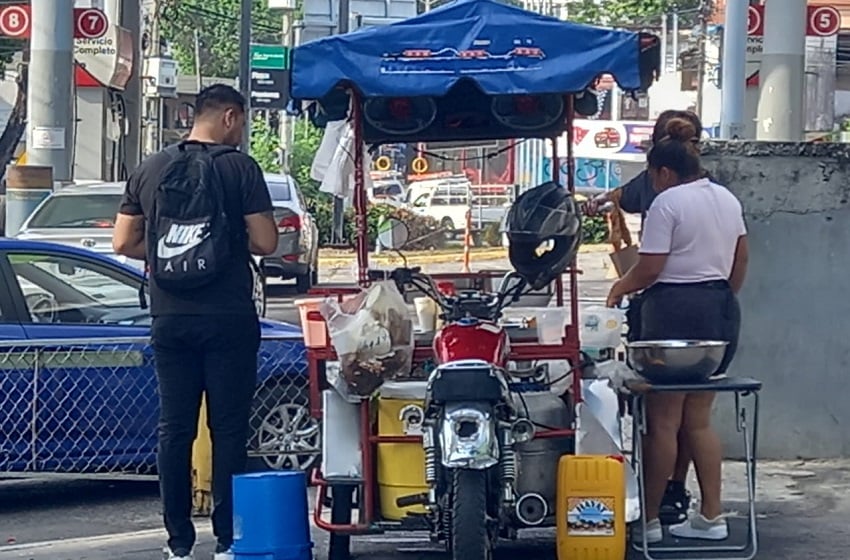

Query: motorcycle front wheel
[450,469,494,560]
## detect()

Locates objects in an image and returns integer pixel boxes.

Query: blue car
[0,238,316,475]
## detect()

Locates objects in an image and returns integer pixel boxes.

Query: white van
[407,177,505,237]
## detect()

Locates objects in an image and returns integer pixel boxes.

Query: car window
[291,180,308,209]
[267,181,292,202]
[26,194,122,228]
[7,252,148,326]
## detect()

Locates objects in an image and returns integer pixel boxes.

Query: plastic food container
[536,308,567,345]
[295,298,328,348]
[579,306,626,349]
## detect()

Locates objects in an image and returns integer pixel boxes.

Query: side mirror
[377,218,410,250]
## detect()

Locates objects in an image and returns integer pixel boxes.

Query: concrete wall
[701,141,850,459]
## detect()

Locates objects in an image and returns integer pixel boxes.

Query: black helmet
[505,182,582,291]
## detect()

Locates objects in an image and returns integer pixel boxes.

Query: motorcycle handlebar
[390,267,525,322]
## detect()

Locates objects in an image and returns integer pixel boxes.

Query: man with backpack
[112,84,279,560]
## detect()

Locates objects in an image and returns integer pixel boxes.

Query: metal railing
[0,336,314,477]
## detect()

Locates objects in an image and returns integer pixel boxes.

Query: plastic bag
[593,359,643,394]
[319,281,414,397]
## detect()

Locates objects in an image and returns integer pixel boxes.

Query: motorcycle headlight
[439,405,499,470]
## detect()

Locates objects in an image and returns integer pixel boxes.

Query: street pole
[660,14,668,73]
[280,11,291,170]
[121,0,143,172]
[694,0,711,120]
[27,0,75,182]
[719,0,748,139]
[239,0,252,153]
[756,0,807,141]
[194,29,203,92]
[331,0,350,244]
[143,0,163,157]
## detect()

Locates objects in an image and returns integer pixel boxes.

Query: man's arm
[242,159,278,256]
[616,170,650,214]
[113,173,147,260]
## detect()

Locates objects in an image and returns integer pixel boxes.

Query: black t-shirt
[119,143,273,317]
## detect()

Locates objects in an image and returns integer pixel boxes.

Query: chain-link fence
[0,336,312,477]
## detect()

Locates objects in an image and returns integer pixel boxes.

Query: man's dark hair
[195,84,246,117]
[652,110,703,145]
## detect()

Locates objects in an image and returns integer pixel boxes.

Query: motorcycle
[376,218,578,560]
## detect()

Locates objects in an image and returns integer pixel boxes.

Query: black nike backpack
[145,142,239,292]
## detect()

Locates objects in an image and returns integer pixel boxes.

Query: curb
[317,244,611,267]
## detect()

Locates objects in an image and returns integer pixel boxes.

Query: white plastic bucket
[579,306,626,349]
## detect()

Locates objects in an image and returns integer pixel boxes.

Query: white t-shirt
[639,178,746,284]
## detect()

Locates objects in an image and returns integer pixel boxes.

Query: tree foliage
[566,0,702,28]
[250,116,281,173]
[160,0,282,79]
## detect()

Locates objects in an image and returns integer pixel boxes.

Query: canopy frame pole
[351,89,370,287]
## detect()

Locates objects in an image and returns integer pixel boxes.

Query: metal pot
[626,340,728,384]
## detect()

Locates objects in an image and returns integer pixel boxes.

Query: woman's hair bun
[664,117,698,143]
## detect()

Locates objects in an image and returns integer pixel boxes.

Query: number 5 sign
[0,5,109,40]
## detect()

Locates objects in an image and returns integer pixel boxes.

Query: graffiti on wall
[542,157,623,189]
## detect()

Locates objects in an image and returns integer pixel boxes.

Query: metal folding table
[629,376,762,560]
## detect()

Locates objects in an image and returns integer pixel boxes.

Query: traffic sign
[75,8,108,39]
[747,5,841,37]
[808,6,841,37]
[746,5,762,36]
[250,44,289,70]
[0,5,29,38]
[0,5,109,39]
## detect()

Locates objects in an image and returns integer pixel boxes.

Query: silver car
[15,181,137,264]
[260,173,320,293]
[16,175,320,293]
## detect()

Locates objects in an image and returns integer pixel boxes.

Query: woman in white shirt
[606,117,749,543]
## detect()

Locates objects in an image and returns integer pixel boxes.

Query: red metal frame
[305,89,584,535]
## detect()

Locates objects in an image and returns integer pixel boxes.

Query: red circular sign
[0,6,29,38]
[75,8,108,39]
[809,6,841,37]
[747,5,761,36]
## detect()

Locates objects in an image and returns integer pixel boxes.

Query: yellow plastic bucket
[376,382,429,521]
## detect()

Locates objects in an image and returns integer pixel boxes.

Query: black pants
[152,314,261,555]
[627,280,741,374]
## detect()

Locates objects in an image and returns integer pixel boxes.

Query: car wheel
[441,217,456,241]
[295,267,313,294]
[247,382,321,472]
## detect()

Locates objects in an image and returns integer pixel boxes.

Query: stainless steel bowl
[626,340,729,384]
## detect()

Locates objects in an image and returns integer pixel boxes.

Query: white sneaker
[669,513,729,540]
[164,547,193,560]
[636,518,663,544]
[213,549,234,560]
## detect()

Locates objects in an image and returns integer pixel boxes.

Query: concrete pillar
[27,0,75,181]
[4,165,53,236]
[756,0,807,141]
[720,0,748,139]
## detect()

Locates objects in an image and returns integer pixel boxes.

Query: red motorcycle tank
[432,319,509,367]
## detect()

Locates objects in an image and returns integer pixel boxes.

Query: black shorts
[626,280,741,374]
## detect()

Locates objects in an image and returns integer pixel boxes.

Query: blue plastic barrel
[232,471,312,558]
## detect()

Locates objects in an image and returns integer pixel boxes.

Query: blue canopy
[291,0,652,100]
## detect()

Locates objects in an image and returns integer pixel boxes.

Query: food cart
[288,1,660,558]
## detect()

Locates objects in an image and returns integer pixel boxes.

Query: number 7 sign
[0,5,109,40]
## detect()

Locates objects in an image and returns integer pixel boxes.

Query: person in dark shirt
[587,109,711,525]
[112,84,278,560]
[588,110,713,226]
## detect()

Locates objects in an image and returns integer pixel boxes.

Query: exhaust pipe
[515,492,548,526]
